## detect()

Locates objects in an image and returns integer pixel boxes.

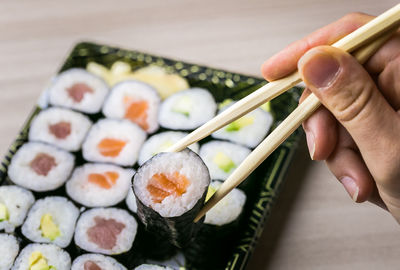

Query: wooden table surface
[1,1,399,269]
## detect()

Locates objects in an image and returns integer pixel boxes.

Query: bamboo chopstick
[193,5,400,222]
[167,4,400,154]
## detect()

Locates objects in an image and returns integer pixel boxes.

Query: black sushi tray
[0,42,303,270]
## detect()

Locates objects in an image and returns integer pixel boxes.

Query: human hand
[262,12,400,223]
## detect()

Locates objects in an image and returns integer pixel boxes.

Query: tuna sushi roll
[0,186,35,233]
[158,88,217,130]
[71,254,127,270]
[0,234,19,270]
[134,265,173,270]
[125,189,137,214]
[74,207,138,255]
[82,119,146,166]
[29,107,92,151]
[138,131,200,166]
[8,142,75,192]
[133,149,210,248]
[48,68,109,114]
[66,163,134,207]
[102,81,160,133]
[212,101,273,148]
[199,140,251,180]
[12,243,71,270]
[21,196,79,248]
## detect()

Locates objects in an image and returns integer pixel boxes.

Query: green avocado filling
[0,203,9,222]
[29,252,57,270]
[225,116,254,132]
[205,186,217,202]
[152,140,174,156]
[260,101,271,112]
[218,99,233,110]
[172,96,192,117]
[40,214,61,241]
[213,152,236,173]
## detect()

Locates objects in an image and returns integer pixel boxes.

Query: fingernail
[305,131,315,160]
[340,176,359,202]
[298,49,341,89]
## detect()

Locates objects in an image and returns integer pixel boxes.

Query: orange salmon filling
[147,172,190,203]
[123,96,149,131]
[97,138,127,157]
[88,171,119,189]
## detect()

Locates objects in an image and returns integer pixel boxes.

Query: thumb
[298,46,400,197]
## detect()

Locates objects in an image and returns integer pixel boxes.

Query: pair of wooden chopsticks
[166,4,400,222]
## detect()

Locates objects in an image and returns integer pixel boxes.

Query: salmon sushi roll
[102,81,160,133]
[133,148,210,248]
[72,254,127,270]
[29,107,92,151]
[82,119,146,166]
[0,234,19,270]
[48,68,109,114]
[0,185,35,233]
[8,142,75,192]
[66,163,134,207]
[21,196,80,248]
[158,88,217,130]
[138,131,200,166]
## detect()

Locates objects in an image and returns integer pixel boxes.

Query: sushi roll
[74,208,138,255]
[199,140,251,180]
[8,142,75,192]
[82,119,146,166]
[138,131,200,166]
[212,100,273,148]
[12,243,71,270]
[66,163,134,207]
[21,196,79,248]
[134,265,173,270]
[125,189,137,214]
[0,186,35,233]
[71,254,127,270]
[102,80,160,133]
[48,68,109,114]
[133,149,210,248]
[158,88,217,130]
[0,234,19,270]
[29,107,92,151]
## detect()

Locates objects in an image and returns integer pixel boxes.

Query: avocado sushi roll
[158,88,217,130]
[133,148,210,248]
[12,243,71,270]
[134,264,173,270]
[71,254,127,270]
[48,68,109,114]
[8,142,75,192]
[102,80,160,133]
[21,196,80,248]
[29,107,92,152]
[82,119,146,166]
[199,140,251,180]
[138,131,200,166]
[0,186,35,233]
[0,234,19,270]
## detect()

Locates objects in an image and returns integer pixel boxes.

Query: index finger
[262,12,373,81]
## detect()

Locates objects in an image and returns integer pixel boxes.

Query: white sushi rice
[138,131,200,165]
[74,208,138,255]
[29,107,92,151]
[66,163,134,207]
[8,142,75,192]
[102,80,161,133]
[125,188,137,213]
[134,149,210,217]
[212,101,273,148]
[0,234,19,270]
[21,196,80,248]
[12,243,71,270]
[82,119,146,166]
[158,88,217,130]
[0,186,35,233]
[72,254,127,270]
[48,68,109,114]
[199,141,251,180]
[135,265,173,270]
[204,181,246,226]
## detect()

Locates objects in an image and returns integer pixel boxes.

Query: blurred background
[1,0,399,269]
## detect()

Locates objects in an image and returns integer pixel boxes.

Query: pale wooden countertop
[1,1,399,269]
